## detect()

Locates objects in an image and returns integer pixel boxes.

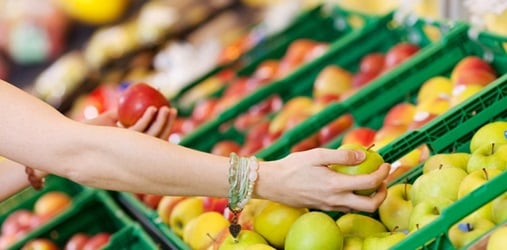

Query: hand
[260,148,390,213]
[87,106,177,141]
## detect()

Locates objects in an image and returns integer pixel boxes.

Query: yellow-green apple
[470,121,507,152]
[335,213,387,238]
[359,52,385,75]
[244,243,276,250]
[361,231,406,250]
[237,199,270,231]
[329,144,385,195]
[383,42,420,70]
[157,196,186,225]
[379,183,413,232]
[492,193,507,224]
[458,168,502,221]
[448,217,496,248]
[408,197,453,231]
[487,225,507,250]
[21,238,58,250]
[467,143,507,173]
[183,211,229,250]
[218,229,269,250]
[422,152,470,174]
[417,76,453,104]
[313,65,353,101]
[410,167,467,205]
[169,197,204,237]
[284,211,343,250]
[343,236,363,250]
[318,114,354,145]
[450,56,497,83]
[450,84,484,107]
[341,127,376,147]
[253,201,308,249]
[383,102,417,127]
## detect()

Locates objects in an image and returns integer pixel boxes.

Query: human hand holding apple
[329,143,385,195]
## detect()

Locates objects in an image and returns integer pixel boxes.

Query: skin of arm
[0,80,390,212]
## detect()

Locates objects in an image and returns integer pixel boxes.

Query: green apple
[458,168,502,221]
[362,231,406,250]
[492,193,507,224]
[219,230,269,250]
[470,121,507,153]
[244,244,276,250]
[410,167,467,205]
[285,211,343,250]
[422,153,470,174]
[448,217,496,248]
[253,201,308,249]
[342,236,362,250]
[408,197,453,232]
[467,143,507,173]
[329,143,384,195]
[335,213,387,238]
[183,211,229,250]
[487,226,507,250]
[169,197,204,237]
[379,183,413,232]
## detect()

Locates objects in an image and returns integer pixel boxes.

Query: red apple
[384,43,420,69]
[383,102,417,127]
[246,120,271,144]
[342,127,377,147]
[248,95,283,115]
[240,140,264,156]
[450,56,496,83]
[252,60,280,82]
[191,99,218,125]
[33,191,72,218]
[117,83,170,127]
[21,238,58,250]
[202,197,229,214]
[408,112,438,130]
[313,65,353,100]
[0,234,17,249]
[352,71,378,88]
[291,134,320,152]
[2,210,34,236]
[359,52,385,74]
[223,78,250,97]
[142,194,163,209]
[65,233,90,250]
[82,233,111,250]
[318,114,355,145]
[211,140,242,156]
[453,69,497,87]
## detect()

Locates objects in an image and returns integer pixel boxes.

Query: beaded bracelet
[227,153,259,241]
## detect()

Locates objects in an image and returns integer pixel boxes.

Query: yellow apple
[218,229,269,250]
[157,196,186,225]
[336,213,387,238]
[417,76,453,104]
[450,84,484,107]
[253,201,308,249]
[169,197,204,237]
[313,65,353,101]
[183,211,229,250]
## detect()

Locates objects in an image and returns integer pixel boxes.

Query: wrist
[252,160,280,202]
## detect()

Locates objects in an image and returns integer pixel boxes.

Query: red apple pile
[0,191,72,249]
[19,232,111,250]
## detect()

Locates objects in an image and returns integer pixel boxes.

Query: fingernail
[354,150,366,161]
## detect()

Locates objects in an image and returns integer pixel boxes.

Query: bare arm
[0,80,390,211]
[0,159,33,201]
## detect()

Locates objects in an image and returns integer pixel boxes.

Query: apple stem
[438,164,443,170]
[403,183,408,200]
[467,223,473,231]
[391,226,399,234]
[491,143,495,155]
[206,233,217,243]
[367,144,376,151]
[482,168,489,180]
[432,206,439,215]
[416,224,420,231]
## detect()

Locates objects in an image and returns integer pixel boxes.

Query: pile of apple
[376,120,507,249]
[0,191,72,249]
[19,232,111,250]
[208,42,422,156]
[339,55,499,182]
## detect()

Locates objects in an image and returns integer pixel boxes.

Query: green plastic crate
[104,224,160,250]
[475,28,507,55]
[172,4,376,117]
[377,73,507,249]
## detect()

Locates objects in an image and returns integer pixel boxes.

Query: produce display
[2,1,507,250]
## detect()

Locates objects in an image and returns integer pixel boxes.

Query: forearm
[0,159,31,201]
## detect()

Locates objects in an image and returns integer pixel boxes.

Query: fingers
[159,108,178,141]
[294,148,366,166]
[344,182,388,213]
[336,163,391,191]
[128,106,158,132]
[145,107,173,140]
